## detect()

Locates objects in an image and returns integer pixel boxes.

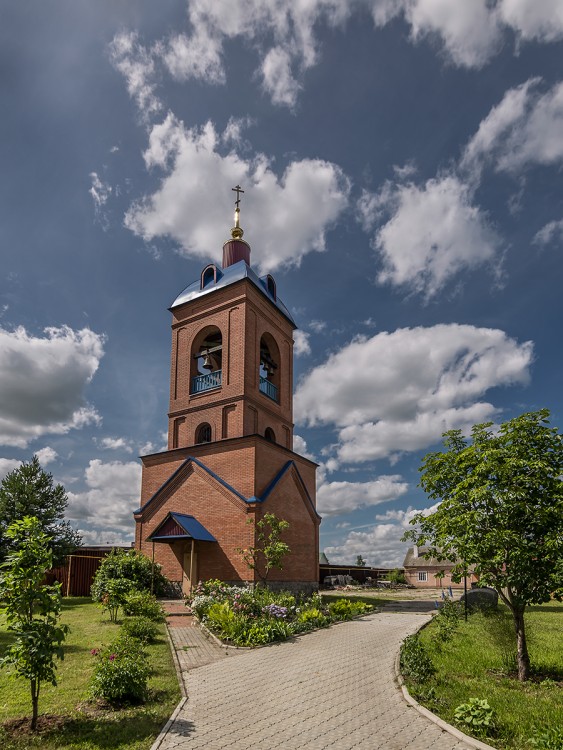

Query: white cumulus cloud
[317,475,408,517]
[295,324,533,463]
[108,32,162,117]
[161,0,351,108]
[533,219,563,247]
[400,0,503,69]
[0,458,22,481]
[361,175,502,298]
[0,326,105,448]
[324,503,439,567]
[36,446,58,466]
[125,115,350,272]
[293,330,311,357]
[462,78,563,175]
[499,0,563,43]
[67,459,142,532]
[97,437,134,454]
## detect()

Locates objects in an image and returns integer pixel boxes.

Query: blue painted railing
[192,370,222,394]
[259,376,278,402]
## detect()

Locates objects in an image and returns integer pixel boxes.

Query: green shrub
[454,698,496,737]
[400,635,436,683]
[239,619,293,646]
[91,549,168,600]
[296,607,329,631]
[89,634,151,704]
[388,568,407,585]
[203,601,247,642]
[121,616,160,643]
[122,590,165,622]
[328,598,369,621]
[435,598,462,643]
[529,726,563,750]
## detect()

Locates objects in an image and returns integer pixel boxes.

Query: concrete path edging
[394,650,497,750]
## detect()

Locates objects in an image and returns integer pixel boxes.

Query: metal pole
[464,571,468,622]
[66,555,73,597]
[189,539,195,595]
[151,542,155,594]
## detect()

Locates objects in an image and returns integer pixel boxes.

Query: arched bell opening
[259,333,280,402]
[191,326,223,394]
[264,427,276,443]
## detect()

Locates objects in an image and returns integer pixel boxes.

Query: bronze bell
[202,352,213,370]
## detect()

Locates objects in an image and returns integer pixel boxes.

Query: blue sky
[1,1,563,567]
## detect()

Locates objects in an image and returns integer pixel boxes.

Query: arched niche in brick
[264,427,276,443]
[195,422,212,444]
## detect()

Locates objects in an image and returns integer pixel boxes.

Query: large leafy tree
[404,409,563,681]
[0,456,81,566]
[0,516,69,730]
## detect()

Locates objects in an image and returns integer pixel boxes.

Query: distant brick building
[403,546,477,589]
[134,193,320,594]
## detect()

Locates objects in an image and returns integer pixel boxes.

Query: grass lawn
[0,598,181,750]
[410,601,563,749]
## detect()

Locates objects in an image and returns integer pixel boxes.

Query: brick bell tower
[134,187,320,594]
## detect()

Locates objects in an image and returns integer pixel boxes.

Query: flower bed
[188,580,374,647]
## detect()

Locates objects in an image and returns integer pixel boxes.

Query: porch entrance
[146,512,217,597]
[183,544,198,596]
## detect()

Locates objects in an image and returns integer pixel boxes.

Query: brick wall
[136,436,319,588]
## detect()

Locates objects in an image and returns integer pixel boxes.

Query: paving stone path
[154,609,474,750]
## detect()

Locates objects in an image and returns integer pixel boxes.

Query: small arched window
[196,423,212,444]
[266,275,276,300]
[265,427,276,443]
[201,264,217,289]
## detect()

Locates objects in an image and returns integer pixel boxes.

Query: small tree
[404,410,563,681]
[0,456,81,566]
[0,516,69,729]
[355,555,366,567]
[238,512,290,584]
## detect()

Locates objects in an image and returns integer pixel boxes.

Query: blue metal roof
[169,260,296,327]
[148,512,217,542]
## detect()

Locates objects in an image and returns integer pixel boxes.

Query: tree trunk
[30,679,39,730]
[512,607,531,681]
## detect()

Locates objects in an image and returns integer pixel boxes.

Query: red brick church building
[134,190,320,594]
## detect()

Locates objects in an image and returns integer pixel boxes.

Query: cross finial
[231,184,245,239]
[232,184,244,209]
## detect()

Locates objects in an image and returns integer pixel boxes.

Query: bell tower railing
[259,376,278,402]
[192,370,222,394]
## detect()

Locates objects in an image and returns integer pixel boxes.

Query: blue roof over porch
[147,512,217,543]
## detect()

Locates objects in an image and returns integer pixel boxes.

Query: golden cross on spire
[231,184,245,239]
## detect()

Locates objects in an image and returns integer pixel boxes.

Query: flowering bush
[187,581,374,647]
[89,634,151,704]
[262,603,288,619]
